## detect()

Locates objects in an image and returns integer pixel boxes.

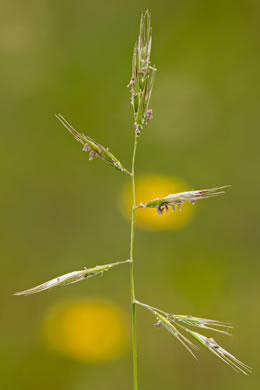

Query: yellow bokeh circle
[120,175,195,230]
[42,298,128,363]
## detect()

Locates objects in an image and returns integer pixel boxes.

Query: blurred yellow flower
[120,175,195,230]
[42,298,128,363]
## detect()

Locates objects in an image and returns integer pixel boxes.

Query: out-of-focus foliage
[1,1,259,389]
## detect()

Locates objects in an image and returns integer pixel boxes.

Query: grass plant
[15,10,250,388]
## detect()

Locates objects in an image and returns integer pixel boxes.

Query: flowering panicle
[128,10,156,135]
[135,300,251,374]
[14,260,131,296]
[136,186,229,215]
[56,114,131,175]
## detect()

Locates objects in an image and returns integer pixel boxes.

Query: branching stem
[134,299,168,316]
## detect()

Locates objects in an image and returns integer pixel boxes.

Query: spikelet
[186,330,251,375]
[128,10,156,135]
[14,260,131,296]
[135,300,251,374]
[56,114,131,175]
[136,186,230,215]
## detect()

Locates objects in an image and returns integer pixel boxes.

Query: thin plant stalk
[129,133,138,390]
[128,11,156,388]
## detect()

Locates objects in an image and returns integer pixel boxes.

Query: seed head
[14,260,131,296]
[135,300,251,375]
[136,186,230,215]
[56,114,131,175]
[128,10,156,135]
[186,330,252,375]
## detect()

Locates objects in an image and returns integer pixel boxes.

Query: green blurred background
[1,0,259,389]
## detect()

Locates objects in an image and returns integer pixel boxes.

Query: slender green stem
[130,133,138,390]
[134,299,168,316]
